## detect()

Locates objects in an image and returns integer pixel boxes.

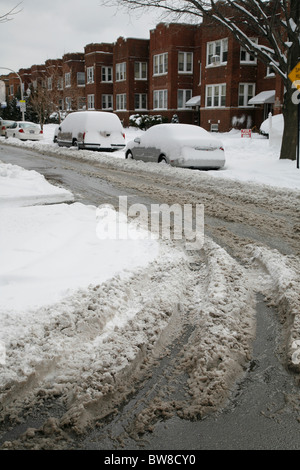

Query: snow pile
[0,160,259,438]
[0,161,73,206]
[0,203,159,311]
[250,246,300,372]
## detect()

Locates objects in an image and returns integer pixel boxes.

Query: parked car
[0,120,15,137]
[5,121,43,141]
[125,123,225,169]
[56,111,126,151]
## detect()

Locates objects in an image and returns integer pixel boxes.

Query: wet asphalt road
[1,144,300,450]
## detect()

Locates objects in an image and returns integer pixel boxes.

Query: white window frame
[153,53,168,76]
[238,83,256,107]
[135,62,147,80]
[65,96,72,111]
[134,93,148,110]
[87,94,95,110]
[102,94,113,110]
[116,63,126,82]
[87,67,94,84]
[178,89,193,109]
[205,84,226,108]
[47,77,52,90]
[78,97,86,110]
[116,93,127,110]
[240,39,258,64]
[65,72,71,88]
[178,52,193,74]
[57,77,63,90]
[102,66,113,82]
[153,89,168,110]
[206,38,228,66]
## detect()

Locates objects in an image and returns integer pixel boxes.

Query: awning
[248,90,275,105]
[185,95,201,107]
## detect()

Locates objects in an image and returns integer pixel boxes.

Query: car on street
[125,123,225,169]
[5,121,43,141]
[0,120,15,137]
[55,111,126,151]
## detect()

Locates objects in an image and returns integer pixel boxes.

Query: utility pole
[0,66,25,121]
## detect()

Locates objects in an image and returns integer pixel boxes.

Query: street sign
[241,129,251,138]
[289,61,300,169]
[288,62,300,89]
[19,99,26,112]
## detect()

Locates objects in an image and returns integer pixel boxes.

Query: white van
[56,111,126,151]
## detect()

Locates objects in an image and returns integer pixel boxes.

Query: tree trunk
[280,0,300,160]
[280,85,298,160]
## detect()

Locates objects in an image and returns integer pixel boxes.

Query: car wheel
[72,139,79,149]
[158,155,168,164]
[126,150,133,159]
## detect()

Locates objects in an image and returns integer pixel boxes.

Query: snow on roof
[248,90,275,105]
[185,95,201,107]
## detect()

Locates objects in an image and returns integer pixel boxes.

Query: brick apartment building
[2,18,284,132]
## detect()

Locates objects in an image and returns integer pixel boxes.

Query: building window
[153,89,168,109]
[47,77,52,90]
[65,97,72,111]
[178,52,193,73]
[135,93,147,110]
[78,97,86,110]
[206,84,226,107]
[77,72,85,86]
[87,67,94,84]
[57,77,63,90]
[102,94,113,109]
[116,94,127,110]
[153,53,168,76]
[65,72,71,88]
[238,83,255,107]
[134,62,147,80]
[207,39,228,66]
[240,39,258,64]
[116,63,126,81]
[102,66,113,82]
[87,94,95,109]
[9,85,14,96]
[178,90,192,109]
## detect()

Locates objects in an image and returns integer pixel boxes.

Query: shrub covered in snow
[129,114,168,130]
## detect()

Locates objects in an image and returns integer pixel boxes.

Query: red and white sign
[241,129,252,138]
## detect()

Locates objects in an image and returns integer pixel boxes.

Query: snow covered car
[0,120,15,137]
[125,124,225,169]
[56,111,126,151]
[260,113,283,137]
[5,121,43,141]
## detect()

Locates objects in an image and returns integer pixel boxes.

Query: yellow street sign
[289,62,300,90]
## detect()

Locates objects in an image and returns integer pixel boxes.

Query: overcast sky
[0,0,161,73]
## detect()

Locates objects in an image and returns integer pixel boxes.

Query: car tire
[158,155,168,164]
[72,139,79,149]
[126,150,133,159]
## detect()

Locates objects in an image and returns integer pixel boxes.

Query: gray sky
[0,0,161,73]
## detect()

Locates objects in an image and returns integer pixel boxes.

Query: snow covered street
[0,127,300,449]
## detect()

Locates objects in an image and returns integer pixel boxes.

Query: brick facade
[3,19,283,131]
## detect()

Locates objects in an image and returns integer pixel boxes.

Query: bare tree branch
[0,2,23,23]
